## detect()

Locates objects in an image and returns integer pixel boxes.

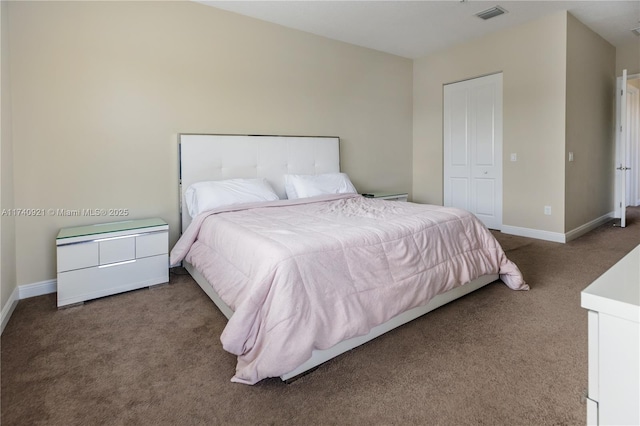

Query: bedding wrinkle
[170,194,527,384]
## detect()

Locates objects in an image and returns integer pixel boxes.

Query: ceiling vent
[475,6,507,20]
[632,26,640,36]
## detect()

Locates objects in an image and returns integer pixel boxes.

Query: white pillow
[184,178,279,218]
[284,173,357,199]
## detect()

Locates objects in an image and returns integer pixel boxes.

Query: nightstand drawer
[57,242,99,272]
[99,236,135,265]
[136,232,168,258]
[57,254,168,306]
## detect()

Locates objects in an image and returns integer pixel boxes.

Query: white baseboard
[502,212,615,244]
[19,279,57,299]
[1,286,19,335]
[565,212,614,242]
[1,279,57,335]
[501,225,566,243]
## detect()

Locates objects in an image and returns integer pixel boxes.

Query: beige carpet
[2,208,639,425]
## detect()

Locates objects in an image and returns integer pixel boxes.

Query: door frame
[626,85,640,206]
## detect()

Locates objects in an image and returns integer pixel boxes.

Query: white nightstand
[56,218,169,307]
[362,192,409,202]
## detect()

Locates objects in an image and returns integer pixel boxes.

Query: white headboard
[179,134,340,233]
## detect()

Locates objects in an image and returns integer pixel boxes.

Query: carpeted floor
[2,208,639,425]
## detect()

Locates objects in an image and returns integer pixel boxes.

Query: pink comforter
[171,194,527,384]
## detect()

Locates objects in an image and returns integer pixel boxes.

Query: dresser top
[362,192,408,198]
[57,218,167,241]
[581,244,640,323]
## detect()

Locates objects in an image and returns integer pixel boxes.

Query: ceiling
[200,1,640,59]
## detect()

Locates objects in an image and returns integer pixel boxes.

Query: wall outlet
[544,206,552,215]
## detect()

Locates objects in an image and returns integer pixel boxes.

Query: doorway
[626,83,639,207]
[443,73,503,230]
[615,72,640,226]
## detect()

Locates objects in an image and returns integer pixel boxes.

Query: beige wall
[616,41,640,76]
[1,1,17,312]
[565,14,616,232]
[413,11,568,233]
[8,1,413,286]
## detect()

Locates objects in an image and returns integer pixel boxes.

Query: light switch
[510,153,517,162]
[569,152,574,162]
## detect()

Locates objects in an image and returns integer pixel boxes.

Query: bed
[171,134,527,385]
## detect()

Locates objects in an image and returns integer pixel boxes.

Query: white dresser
[581,244,640,426]
[56,218,169,307]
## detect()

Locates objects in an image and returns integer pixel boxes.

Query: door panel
[450,90,469,166]
[475,179,495,216]
[473,85,496,166]
[450,178,470,210]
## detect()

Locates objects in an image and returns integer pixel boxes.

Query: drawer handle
[95,235,137,243]
[99,259,136,268]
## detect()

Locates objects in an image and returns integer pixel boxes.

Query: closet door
[444,73,503,230]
